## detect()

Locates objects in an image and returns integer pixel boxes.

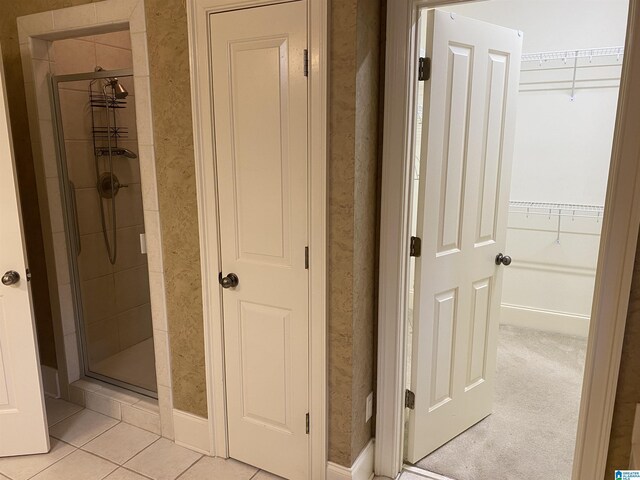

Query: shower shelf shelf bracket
[508,201,605,244]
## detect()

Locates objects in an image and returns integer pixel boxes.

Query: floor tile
[83,422,159,464]
[45,397,83,427]
[104,467,150,479]
[0,438,75,480]
[49,410,119,447]
[252,471,285,479]
[31,450,117,480]
[179,456,258,479]
[125,438,201,480]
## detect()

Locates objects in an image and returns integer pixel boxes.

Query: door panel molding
[186,0,327,478]
[376,0,640,478]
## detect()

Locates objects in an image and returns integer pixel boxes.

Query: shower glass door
[51,69,157,397]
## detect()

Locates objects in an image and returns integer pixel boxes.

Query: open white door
[209,2,309,479]
[0,48,50,456]
[406,10,522,463]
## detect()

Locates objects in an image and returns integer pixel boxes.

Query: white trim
[572,0,640,475]
[327,439,375,480]
[173,409,211,455]
[41,366,60,398]
[402,465,455,480]
[186,1,328,479]
[375,0,640,479]
[500,304,590,337]
[16,0,174,439]
[374,1,416,476]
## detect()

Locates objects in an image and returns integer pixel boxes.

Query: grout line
[119,465,154,479]
[45,400,83,427]
[121,436,162,468]
[173,453,203,480]
[79,424,159,468]
[21,439,77,480]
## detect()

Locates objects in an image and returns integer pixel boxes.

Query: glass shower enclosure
[50,68,157,397]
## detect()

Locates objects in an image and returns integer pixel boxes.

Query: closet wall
[449,0,628,336]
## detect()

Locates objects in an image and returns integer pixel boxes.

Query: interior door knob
[2,270,20,286]
[219,272,239,289]
[495,253,512,266]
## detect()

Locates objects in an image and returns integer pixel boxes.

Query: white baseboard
[327,439,374,480]
[41,365,60,398]
[501,304,589,337]
[172,409,211,455]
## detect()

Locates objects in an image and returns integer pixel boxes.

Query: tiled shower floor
[0,397,282,480]
[92,339,157,393]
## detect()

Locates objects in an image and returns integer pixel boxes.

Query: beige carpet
[415,325,587,480]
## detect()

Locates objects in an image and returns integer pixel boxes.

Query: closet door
[209,2,309,479]
[406,9,522,463]
[0,46,50,457]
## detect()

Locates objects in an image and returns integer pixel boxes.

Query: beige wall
[328,0,383,466]
[144,0,208,417]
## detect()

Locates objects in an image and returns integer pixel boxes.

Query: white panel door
[0,48,50,456]
[209,2,309,479]
[406,9,522,463]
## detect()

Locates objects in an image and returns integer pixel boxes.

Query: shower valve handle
[219,272,239,289]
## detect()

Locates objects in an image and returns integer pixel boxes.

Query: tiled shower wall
[53,31,153,369]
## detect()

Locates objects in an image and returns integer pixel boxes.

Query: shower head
[106,77,128,99]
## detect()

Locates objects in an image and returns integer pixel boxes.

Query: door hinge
[305,246,309,269]
[405,389,415,409]
[410,236,422,257]
[418,57,431,81]
[304,49,309,77]
[306,412,310,434]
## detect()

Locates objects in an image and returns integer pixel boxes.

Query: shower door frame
[50,68,158,399]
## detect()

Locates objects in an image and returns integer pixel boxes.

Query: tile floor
[0,397,283,480]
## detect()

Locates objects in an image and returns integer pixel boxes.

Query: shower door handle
[2,270,20,286]
[69,181,81,255]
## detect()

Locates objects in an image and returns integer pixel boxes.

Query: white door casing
[406,9,522,463]
[0,48,50,457]
[209,2,310,479]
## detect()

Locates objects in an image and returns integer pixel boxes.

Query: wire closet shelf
[520,46,625,100]
[509,201,604,243]
[521,46,625,64]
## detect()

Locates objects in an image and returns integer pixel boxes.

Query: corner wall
[328,0,383,466]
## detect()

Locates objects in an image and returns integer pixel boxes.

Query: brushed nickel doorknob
[2,270,20,286]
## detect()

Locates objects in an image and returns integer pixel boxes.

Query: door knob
[495,253,512,266]
[2,270,20,286]
[219,272,239,289]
